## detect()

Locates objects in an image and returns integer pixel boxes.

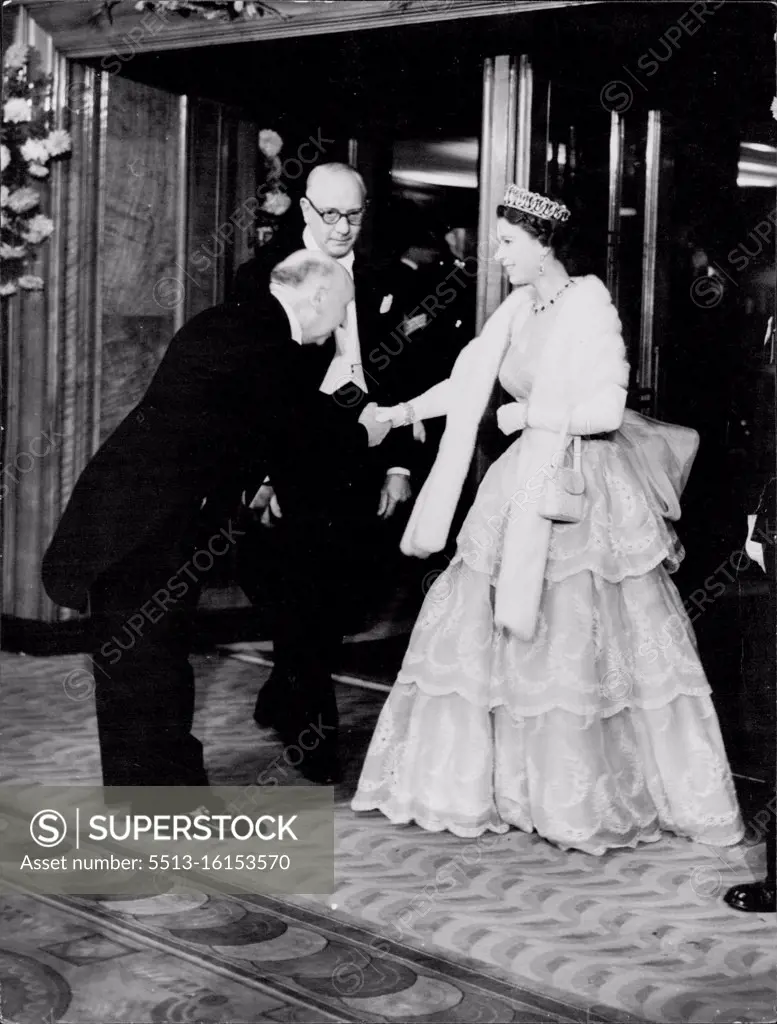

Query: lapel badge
[379,293,393,314]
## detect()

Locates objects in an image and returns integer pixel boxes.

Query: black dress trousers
[88,514,208,788]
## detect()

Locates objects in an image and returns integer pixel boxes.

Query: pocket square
[379,294,393,314]
[403,312,429,336]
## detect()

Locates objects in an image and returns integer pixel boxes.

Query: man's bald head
[306,162,366,202]
[270,248,347,291]
[270,249,353,345]
[301,162,367,258]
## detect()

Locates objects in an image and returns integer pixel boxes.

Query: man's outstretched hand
[359,402,392,447]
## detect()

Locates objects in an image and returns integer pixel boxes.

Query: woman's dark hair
[495,204,561,249]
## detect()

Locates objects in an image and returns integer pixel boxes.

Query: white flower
[3,98,32,123]
[0,243,27,259]
[772,97,777,121]
[262,190,291,216]
[21,213,54,243]
[0,145,9,172]
[18,274,44,291]
[0,282,18,297]
[3,43,29,71]
[258,129,283,158]
[20,138,50,165]
[44,129,72,158]
[7,187,40,213]
[28,164,49,178]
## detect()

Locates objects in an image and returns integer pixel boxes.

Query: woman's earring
[539,248,549,276]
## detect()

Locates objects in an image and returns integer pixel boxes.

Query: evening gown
[351,311,744,855]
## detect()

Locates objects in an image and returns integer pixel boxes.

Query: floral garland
[94,1,286,24]
[255,129,291,246]
[1,44,72,298]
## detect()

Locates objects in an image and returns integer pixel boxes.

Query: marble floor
[0,649,774,1024]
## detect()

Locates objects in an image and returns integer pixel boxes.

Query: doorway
[5,6,776,789]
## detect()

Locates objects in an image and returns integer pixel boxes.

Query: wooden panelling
[2,26,261,622]
[2,8,67,621]
[184,99,261,319]
[184,99,228,320]
[231,118,260,278]
[98,75,182,442]
[59,64,103,524]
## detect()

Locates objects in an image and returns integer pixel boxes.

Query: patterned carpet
[0,650,774,1023]
[3,888,608,1023]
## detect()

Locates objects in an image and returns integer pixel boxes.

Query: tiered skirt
[352,435,743,854]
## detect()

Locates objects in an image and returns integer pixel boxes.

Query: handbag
[538,434,585,524]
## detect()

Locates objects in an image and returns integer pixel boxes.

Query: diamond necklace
[531,278,574,314]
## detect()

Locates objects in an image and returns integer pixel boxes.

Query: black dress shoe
[723,879,776,913]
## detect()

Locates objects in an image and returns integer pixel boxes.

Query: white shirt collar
[303,225,355,275]
[269,284,303,344]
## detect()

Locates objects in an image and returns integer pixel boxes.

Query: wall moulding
[16,1,600,58]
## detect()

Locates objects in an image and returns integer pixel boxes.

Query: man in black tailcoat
[42,251,389,788]
[233,162,417,519]
[234,164,423,742]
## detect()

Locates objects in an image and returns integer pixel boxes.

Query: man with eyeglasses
[237,163,414,516]
[235,162,416,782]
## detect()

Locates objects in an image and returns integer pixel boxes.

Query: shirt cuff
[387,467,411,477]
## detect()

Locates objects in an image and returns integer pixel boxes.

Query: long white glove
[374,380,453,428]
[528,384,627,435]
[375,404,412,427]
[496,401,528,435]
[373,405,426,442]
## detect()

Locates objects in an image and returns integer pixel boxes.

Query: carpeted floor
[0,651,774,1023]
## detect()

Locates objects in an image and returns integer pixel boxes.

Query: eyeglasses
[305,195,367,226]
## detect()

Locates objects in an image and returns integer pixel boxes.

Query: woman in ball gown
[350,185,744,856]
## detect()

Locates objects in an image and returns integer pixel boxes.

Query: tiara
[502,185,570,222]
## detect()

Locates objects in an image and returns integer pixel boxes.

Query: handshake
[358,403,392,447]
[358,402,425,447]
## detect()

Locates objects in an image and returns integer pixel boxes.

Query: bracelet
[398,402,415,426]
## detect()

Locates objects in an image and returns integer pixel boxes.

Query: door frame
[2,0,597,628]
